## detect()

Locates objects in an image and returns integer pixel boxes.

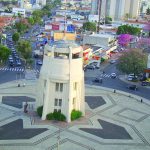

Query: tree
[27,17,35,25]
[146,7,150,15]
[117,49,147,75]
[17,40,32,65]
[0,33,6,44]
[12,32,20,43]
[14,21,29,33]
[83,22,96,32]
[105,16,112,24]
[0,44,11,63]
[32,10,43,24]
[118,34,132,46]
[117,24,141,35]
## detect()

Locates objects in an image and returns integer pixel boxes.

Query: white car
[111,73,117,78]
[128,74,138,81]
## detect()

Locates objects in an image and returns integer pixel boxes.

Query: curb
[85,84,150,106]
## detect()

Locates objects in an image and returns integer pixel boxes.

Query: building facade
[36,41,85,122]
[91,0,141,21]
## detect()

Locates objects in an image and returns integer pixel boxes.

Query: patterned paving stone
[2,96,35,108]
[0,119,48,140]
[85,96,106,109]
[80,119,132,139]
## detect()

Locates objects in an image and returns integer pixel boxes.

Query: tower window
[54,98,58,106]
[55,83,63,92]
[73,82,77,90]
[59,99,62,106]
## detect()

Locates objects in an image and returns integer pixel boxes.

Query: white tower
[36,41,85,122]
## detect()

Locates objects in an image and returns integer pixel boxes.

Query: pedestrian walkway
[0,81,150,150]
[0,67,24,72]
[0,67,40,74]
[99,73,117,78]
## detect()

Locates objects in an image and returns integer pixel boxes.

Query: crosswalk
[99,74,117,78]
[0,67,40,74]
[0,67,24,72]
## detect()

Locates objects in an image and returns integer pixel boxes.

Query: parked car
[36,60,43,65]
[128,74,138,81]
[93,77,103,83]
[110,60,116,64]
[86,65,95,70]
[127,85,138,91]
[111,73,117,78]
[16,59,21,66]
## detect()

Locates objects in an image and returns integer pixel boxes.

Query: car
[9,58,14,66]
[110,60,116,64]
[113,50,119,53]
[141,81,149,86]
[8,55,13,60]
[16,59,21,66]
[128,74,138,81]
[86,65,95,70]
[127,85,138,91]
[93,77,103,83]
[36,60,43,65]
[111,73,117,78]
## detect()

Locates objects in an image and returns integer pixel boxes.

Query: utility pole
[97,0,102,33]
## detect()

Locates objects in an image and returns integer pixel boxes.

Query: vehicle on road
[36,60,43,65]
[93,77,103,83]
[111,73,117,78]
[86,65,95,70]
[141,81,149,86]
[16,59,21,66]
[127,85,138,90]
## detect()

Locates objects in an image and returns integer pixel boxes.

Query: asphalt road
[0,71,24,84]
[85,63,150,100]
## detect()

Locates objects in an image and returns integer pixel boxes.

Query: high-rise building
[36,41,85,122]
[91,0,141,21]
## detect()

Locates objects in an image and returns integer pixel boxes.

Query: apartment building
[91,0,141,21]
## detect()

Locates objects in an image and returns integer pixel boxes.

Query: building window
[60,83,63,92]
[54,98,58,106]
[73,82,77,90]
[58,109,61,113]
[59,99,62,106]
[55,83,59,91]
[54,109,57,112]
[55,83,63,92]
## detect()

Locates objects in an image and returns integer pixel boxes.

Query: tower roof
[52,40,79,49]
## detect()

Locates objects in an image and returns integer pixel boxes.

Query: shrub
[46,112,66,121]
[37,106,43,117]
[101,57,105,63]
[71,110,82,121]
[46,113,54,120]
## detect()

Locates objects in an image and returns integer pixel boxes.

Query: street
[85,62,150,100]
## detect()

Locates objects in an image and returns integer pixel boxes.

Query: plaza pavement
[0,80,150,150]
